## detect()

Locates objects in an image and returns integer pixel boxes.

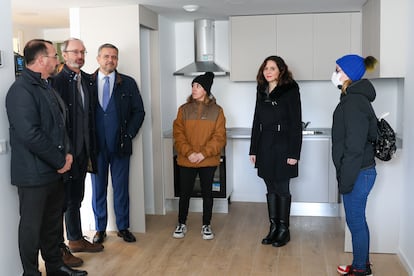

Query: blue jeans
[343,167,376,271]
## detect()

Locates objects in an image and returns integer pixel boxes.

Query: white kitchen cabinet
[230,13,361,81]
[230,15,277,81]
[362,0,408,78]
[290,137,336,203]
[276,14,313,80]
[313,13,361,80]
[229,134,336,204]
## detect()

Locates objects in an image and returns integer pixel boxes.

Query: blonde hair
[364,56,378,72]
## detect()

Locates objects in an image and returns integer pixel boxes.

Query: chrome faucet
[302,121,311,130]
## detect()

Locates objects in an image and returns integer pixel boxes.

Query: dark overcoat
[52,65,98,175]
[249,81,302,180]
[6,68,69,187]
[92,70,145,156]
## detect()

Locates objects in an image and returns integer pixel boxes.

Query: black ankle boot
[262,218,278,244]
[272,194,291,247]
[272,221,290,247]
[262,193,278,244]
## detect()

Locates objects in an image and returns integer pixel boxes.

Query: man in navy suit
[91,43,145,243]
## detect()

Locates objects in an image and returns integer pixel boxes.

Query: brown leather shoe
[61,245,83,267]
[68,237,104,253]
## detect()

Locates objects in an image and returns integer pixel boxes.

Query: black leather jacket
[6,68,69,187]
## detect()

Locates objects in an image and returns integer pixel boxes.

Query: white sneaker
[201,225,214,240]
[173,224,187,239]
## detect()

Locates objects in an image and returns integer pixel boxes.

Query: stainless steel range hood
[174,19,228,76]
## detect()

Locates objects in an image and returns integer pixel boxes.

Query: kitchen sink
[302,130,324,135]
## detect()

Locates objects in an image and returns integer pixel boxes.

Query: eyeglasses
[64,50,87,55]
[43,54,58,59]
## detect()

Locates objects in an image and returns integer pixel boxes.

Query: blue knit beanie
[336,54,366,82]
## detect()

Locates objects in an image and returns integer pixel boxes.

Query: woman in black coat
[249,56,302,247]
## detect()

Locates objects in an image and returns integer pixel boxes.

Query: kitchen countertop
[163,127,331,139]
[163,127,402,148]
[224,127,331,139]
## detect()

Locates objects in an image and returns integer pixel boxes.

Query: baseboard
[398,249,414,276]
[165,198,229,213]
[290,202,340,217]
[165,199,340,217]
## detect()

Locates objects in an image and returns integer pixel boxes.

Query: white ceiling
[12,0,367,29]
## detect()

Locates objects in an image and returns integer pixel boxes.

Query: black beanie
[192,72,215,95]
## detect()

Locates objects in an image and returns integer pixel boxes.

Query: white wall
[12,24,43,52]
[399,0,414,273]
[74,5,146,233]
[12,25,69,54]
[43,28,70,42]
[173,21,402,130]
[0,0,24,274]
[140,27,155,214]
[158,17,177,132]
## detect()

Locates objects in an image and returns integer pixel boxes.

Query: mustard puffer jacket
[173,97,226,168]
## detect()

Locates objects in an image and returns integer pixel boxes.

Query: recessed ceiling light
[183,5,199,12]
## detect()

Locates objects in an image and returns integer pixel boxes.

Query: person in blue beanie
[331,54,378,276]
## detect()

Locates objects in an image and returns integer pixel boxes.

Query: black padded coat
[331,79,377,194]
[249,81,302,181]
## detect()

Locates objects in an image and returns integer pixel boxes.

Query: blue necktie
[102,76,110,110]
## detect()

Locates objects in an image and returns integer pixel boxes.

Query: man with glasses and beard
[52,38,103,268]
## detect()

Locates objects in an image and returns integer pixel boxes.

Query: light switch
[0,139,8,154]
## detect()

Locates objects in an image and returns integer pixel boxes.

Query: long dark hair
[256,55,294,89]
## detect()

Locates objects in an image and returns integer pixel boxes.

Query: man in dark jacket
[52,38,103,267]
[6,39,87,276]
[91,43,145,244]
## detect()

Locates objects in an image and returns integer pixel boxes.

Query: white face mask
[331,71,343,89]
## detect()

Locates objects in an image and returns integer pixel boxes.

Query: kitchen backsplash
[174,77,403,133]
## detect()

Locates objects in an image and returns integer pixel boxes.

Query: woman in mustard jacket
[172,72,226,240]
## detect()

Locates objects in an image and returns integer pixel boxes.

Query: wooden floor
[41,202,407,275]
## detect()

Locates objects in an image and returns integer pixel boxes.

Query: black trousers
[264,178,291,196]
[61,149,87,242]
[18,180,64,276]
[178,166,216,226]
